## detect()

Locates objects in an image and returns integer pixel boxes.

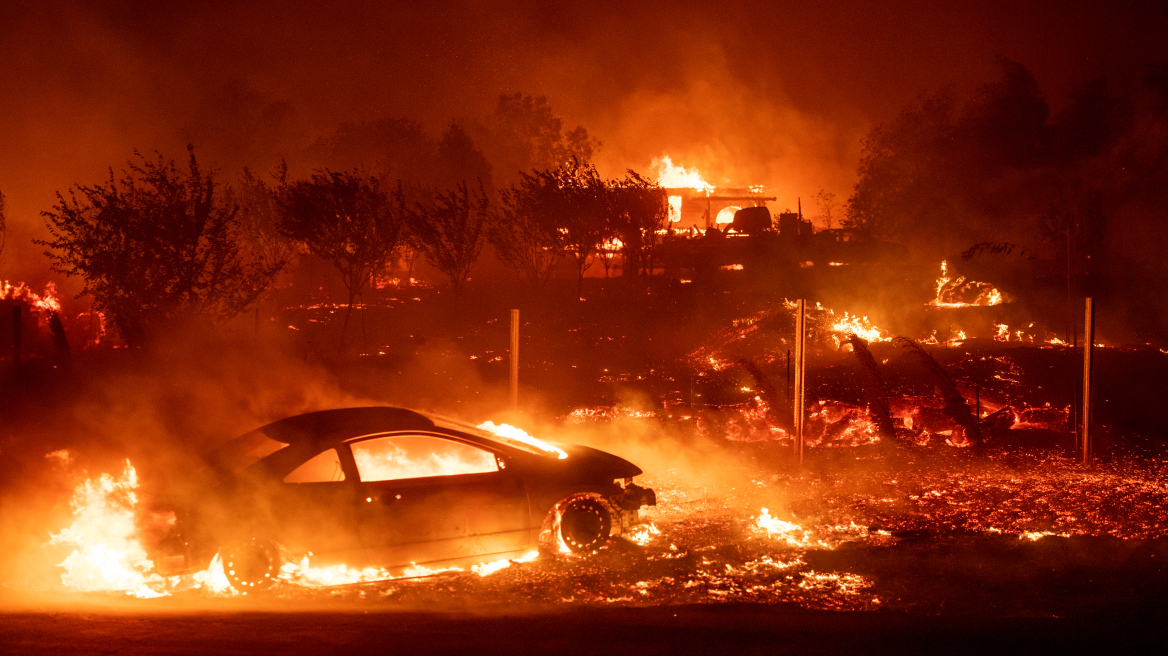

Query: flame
[1,280,61,313]
[477,421,568,459]
[928,261,1003,308]
[667,195,683,222]
[652,155,714,192]
[49,460,168,598]
[352,436,499,480]
[756,508,816,548]
[828,311,890,343]
[625,523,661,546]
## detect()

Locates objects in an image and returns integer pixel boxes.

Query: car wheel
[222,538,281,593]
[557,496,613,553]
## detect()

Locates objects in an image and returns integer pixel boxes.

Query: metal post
[509,309,520,411]
[12,305,21,374]
[975,385,981,443]
[786,349,791,402]
[1082,298,1095,465]
[794,299,806,464]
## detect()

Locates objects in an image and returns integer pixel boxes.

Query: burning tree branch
[894,336,981,448]
[845,336,897,444]
[736,358,792,430]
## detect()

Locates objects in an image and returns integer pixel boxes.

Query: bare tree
[815,188,838,230]
[39,146,280,346]
[407,182,490,294]
[278,170,405,340]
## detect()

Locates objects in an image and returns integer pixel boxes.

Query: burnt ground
[4,267,1168,652]
[1,603,1165,655]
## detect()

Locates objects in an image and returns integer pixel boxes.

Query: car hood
[554,444,643,479]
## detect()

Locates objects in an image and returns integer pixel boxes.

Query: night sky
[2,0,1165,279]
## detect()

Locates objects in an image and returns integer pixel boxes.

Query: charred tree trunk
[846,336,897,444]
[895,336,981,450]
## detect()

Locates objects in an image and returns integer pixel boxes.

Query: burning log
[894,336,981,449]
[845,336,897,444]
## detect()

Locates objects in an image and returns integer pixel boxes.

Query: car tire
[222,538,281,593]
[548,494,613,554]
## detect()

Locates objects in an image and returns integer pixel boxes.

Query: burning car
[160,407,656,592]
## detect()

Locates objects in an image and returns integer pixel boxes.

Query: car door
[264,446,368,568]
[347,432,531,568]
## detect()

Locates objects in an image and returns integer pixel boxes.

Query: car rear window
[284,448,346,483]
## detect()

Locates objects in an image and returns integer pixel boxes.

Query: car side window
[283,448,346,483]
[351,435,498,482]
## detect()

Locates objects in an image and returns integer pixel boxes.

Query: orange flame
[49,460,168,598]
[651,155,715,192]
[928,261,1003,308]
[1,280,61,313]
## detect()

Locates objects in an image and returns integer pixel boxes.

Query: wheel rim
[559,498,611,553]
[223,539,279,592]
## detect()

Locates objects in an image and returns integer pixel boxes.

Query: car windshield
[428,415,567,459]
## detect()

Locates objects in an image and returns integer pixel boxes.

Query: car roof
[257,406,437,446]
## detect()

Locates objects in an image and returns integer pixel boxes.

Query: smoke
[5,0,1161,288]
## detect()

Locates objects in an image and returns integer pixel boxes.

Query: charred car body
[162,407,656,591]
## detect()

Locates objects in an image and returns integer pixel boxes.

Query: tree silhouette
[39,146,280,346]
[225,164,296,278]
[277,170,405,340]
[479,93,601,185]
[608,171,669,278]
[406,182,490,294]
[547,160,608,295]
[491,174,564,288]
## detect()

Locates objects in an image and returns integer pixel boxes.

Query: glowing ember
[828,311,890,343]
[49,460,167,598]
[929,261,1003,308]
[652,155,714,192]
[477,421,568,459]
[755,508,816,548]
[625,523,661,546]
[667,195,683,222]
